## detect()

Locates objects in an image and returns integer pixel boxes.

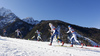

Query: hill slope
[24,20,100,46]
[1,18,33,38]
[0,36,100,56]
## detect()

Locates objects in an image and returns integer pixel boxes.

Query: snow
[0,36,100,56]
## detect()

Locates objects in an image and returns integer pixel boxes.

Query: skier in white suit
[15,29,22,38]
[67,25,80,47]
[35,30,42,41]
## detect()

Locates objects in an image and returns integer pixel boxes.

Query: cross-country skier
[15,29,22,38]
[35,30,42,41]
[3,29,7,36]
[67,25,80,47]
[49,26,61,43]
[49,23,64,46]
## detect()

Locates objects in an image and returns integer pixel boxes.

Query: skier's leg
[58,39,62,42]
[70,36,74,47]
[40,36,42,41]
[55,32,61,42]
[37,36,39,41]
[55,32,64,46]
[38,36,40,41]
[58,32,60,39]
[70,36,74,43]
[37,36,41,41]
[71,38,74,45]
[50,33,56,45]
[38,36,41,39]
[39,36,43,41]
[73,34,79,44]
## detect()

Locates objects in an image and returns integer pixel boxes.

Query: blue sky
[0,0,100,29]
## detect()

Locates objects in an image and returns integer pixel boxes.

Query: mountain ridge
[22,17,40,25]
[24,20,100,46]
[0,7,38,38]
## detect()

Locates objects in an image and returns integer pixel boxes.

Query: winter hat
[68,25,71,28]
[49,23,52,26]
[36,30,38,32]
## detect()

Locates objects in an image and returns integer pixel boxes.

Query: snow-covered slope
[0,7,18,29]
[22,17,40,25]
[0,36,100,56]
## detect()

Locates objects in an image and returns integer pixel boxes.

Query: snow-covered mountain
[0,36,100,56]
[0,7,37,38]
[22,17,40,25]
[0,7,18,29]
[0,7,12,17]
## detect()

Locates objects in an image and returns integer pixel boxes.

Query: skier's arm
[35,31,37,33]
[48,29,53,32]
[67,30,70,33]
[48,29,51,32]
[15,30,17,32]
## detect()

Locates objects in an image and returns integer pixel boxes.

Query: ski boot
[70,44,73,47]
[61,41,64,46]
[49,43,52,46]
[81,43,84,48]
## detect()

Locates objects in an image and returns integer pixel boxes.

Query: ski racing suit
[67,28,79,45]
[49,23,63,44]
[36,30,41,40]
[3,29,7,36]
[15,29,21,38]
